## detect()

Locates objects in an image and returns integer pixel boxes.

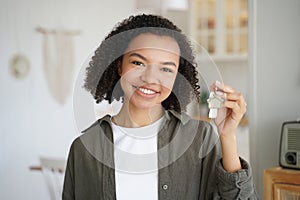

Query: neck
[112,104,164,128]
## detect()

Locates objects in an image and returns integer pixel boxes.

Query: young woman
[63,14,258,199]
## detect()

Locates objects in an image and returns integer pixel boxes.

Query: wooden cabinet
[264,167,300,200]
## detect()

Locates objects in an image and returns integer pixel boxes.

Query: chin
[129,98,161,110]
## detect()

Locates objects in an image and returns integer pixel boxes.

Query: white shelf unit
[189,0,248,61]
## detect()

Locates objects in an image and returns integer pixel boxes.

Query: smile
[138,87,156,95]
[132,85,158,96]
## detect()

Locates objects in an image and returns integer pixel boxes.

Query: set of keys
[206,86,225,119]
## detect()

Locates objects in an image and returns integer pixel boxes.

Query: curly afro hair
[84,14,200,113]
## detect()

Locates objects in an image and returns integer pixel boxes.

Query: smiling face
[119,33,180,111]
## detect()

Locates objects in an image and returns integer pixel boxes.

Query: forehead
[125,33,180,56]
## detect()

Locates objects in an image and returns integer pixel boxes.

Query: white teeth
[138,87,155,95]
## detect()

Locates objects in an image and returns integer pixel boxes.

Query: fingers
[210,81,247,115]
[226,93,245,103]
[223,100,246,115]
[223,92,247,117]
[210,81,235,94]
[209,81,247,135]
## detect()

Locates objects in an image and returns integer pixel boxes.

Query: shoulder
[81,114,111,134]
[69,114,112,152]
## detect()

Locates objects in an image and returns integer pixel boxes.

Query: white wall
[4,0,295,199]
[0,0,135,199]
[249,0,300,197]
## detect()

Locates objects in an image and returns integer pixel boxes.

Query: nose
[140,64,160,84]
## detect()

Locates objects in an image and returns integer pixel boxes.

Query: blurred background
[0,0,299,199]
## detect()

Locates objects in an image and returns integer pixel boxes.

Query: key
[207,90,225,119]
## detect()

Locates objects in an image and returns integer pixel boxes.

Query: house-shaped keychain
[207,91,225,118]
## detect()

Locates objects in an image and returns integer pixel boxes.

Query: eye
[161,67,174,73]
[132,61,145,67]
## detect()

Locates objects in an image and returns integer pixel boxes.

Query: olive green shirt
[63,110,258,199]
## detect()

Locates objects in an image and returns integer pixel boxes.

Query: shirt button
[162,184,168,190]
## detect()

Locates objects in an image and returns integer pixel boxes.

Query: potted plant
[198,90,209,117]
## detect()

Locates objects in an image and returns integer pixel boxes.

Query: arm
[211,81,246,172]
[207,81,259,199]
[214,157,259,199]
[220,134,241,172]
[198,123,258,199]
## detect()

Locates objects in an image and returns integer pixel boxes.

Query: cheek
[119,68,139,90]
[161,86,173,98]
[159,74,177,91]
[121,68,140,81]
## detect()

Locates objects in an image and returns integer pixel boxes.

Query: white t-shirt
[111,117,164,200]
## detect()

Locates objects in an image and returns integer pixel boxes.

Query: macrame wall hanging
[36,27,80,104]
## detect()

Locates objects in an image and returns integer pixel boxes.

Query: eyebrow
[129,53,177,68]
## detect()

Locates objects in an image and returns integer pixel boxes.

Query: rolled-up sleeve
[214,157,259,199]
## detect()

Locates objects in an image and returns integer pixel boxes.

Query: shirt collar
[163,110,191,125]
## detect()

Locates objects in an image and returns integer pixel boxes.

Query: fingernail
[216,91,226,101]
[215,80,222,87]
[215,91,224,96]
